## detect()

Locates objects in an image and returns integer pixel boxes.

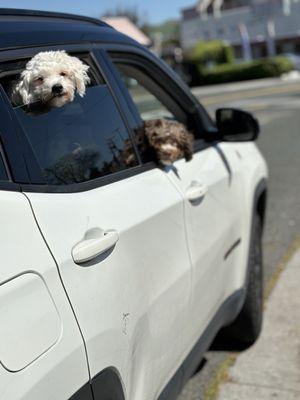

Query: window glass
[2,56,138,186]
[113,61,195,164]
[115,63,176,121]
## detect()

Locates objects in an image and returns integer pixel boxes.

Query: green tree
[188,40,234,68]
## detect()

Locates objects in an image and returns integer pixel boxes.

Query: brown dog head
[143,119,194,165]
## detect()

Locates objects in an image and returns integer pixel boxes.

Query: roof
[102,17,151,46]
[0,8,139,50]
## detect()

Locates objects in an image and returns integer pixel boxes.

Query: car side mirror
[216,108,260,142]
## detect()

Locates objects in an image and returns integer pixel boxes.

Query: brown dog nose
[52,84,63,94]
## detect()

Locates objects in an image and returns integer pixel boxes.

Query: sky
[0,0,195,24]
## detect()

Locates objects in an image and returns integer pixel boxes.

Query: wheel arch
[91,367,126,400]
[254,178,268,229]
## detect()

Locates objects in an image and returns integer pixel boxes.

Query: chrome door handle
[72,230,119,264]
[186,182,207,202]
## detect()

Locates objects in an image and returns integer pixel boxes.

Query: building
[181,0,300,59]
[102,17,151,47]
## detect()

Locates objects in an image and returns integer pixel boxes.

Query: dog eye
[60,72,67,77]
[35,77,44,83]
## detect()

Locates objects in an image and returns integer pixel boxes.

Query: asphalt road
[178,78,300,400]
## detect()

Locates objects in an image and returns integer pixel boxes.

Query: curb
[203,235,300,400]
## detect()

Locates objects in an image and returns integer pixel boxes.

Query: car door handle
[185,182,207,202]
[72,230,119,264]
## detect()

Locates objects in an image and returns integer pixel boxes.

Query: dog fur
[142,119,194,165]
[11,50,90,110]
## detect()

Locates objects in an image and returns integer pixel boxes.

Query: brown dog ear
[154,119,163,127]
[182,133,194,162]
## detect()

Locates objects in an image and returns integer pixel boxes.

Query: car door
[166,147,243,340]
[0,94,90,400]
[107,49,243,345]
[3,48,192,400]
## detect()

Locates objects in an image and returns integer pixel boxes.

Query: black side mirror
[216,108,260,142]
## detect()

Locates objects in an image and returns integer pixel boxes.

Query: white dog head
[13,50,90,108]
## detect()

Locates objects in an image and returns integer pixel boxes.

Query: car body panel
[25,168,192,400]
[0,191,88,400]
[165,145,243,344]
[0,272,61,372]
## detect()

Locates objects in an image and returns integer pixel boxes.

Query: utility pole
[239,23,253,62]
[266,19,276,57]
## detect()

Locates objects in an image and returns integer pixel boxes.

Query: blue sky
[0,0,194,24]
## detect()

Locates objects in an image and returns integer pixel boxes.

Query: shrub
[188,40,235,68]
[194,56,294,86]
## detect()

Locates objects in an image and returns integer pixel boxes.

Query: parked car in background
[0,9,268,400]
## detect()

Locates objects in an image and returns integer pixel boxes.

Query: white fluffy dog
[12,50,90,109]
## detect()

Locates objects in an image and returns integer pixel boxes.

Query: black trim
[193,139,214,154]
[0,181,21,191]
[92,368,125,400]
[0,8,110,28]
[0,44,95,62]
[158,289,245,400]
[100,50,142,129]
[0,87,30,183]
[69,382,94,400]
[20,163,156,193]
[224,238,242,261]
[93,50,142,164]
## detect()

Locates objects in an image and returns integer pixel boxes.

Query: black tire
[220,213,264,349]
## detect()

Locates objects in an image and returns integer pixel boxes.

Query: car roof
[0,8,139,50]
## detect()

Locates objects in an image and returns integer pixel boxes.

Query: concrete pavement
[216,249,300,400]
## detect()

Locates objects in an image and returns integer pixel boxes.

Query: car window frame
[0,44,157,193]
[101,44,216,153]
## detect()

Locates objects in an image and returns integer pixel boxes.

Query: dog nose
[52,84,63,94]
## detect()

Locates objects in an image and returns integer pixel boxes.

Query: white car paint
[0,140,267,400]
[18,140,266,400]
[0,191,89,400]
[24,168,193,400]
[0,272,61,372]
[166,145,243,346]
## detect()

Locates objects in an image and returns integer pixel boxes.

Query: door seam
[22,192,93,385]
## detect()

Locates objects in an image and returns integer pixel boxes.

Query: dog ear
[182,133,194,162]
[12,70,32,106]
[71,57,90,97]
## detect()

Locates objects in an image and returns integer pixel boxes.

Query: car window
[0,55,139,186]
[113,62,187,124]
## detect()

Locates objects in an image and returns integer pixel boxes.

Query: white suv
[0,9,268,400]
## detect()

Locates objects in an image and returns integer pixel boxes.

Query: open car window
[113,62,187,124]
[0,53,139,186]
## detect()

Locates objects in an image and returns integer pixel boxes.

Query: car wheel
[222,213,263,349]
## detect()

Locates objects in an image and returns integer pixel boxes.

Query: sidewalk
[191,76,300,98]
[216,249,300,400]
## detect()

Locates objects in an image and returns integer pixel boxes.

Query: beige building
[181,0,300,59]
[102,17,151,47]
